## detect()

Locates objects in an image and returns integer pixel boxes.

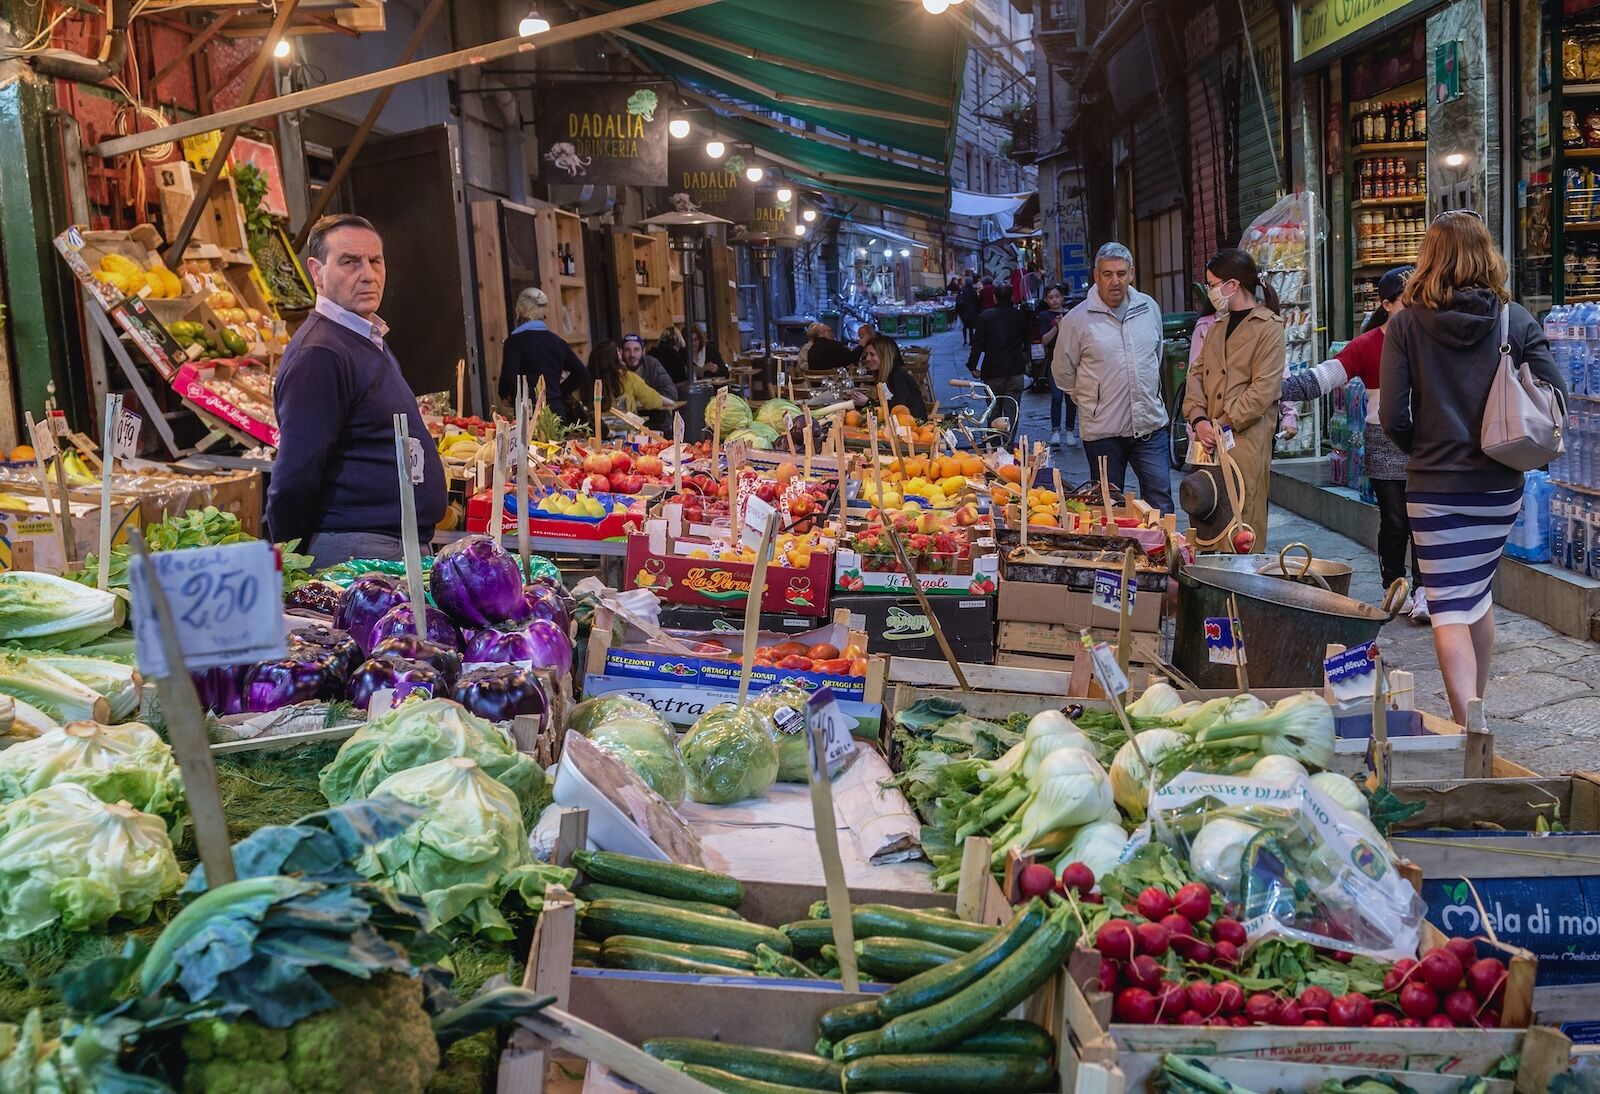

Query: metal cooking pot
[1188,542,1354,597]
[1173,562,1406,689]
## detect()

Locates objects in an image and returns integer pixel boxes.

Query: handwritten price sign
[129,540,286,678]
[804,685,857,778]
[112,406,142,460]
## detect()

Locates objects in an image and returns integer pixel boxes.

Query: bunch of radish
[1380,939,1513,1029]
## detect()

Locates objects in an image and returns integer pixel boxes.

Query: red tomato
[777,654,814,671]
[813,657,853,674]
[774,641,810,658]
[807,643,841,660]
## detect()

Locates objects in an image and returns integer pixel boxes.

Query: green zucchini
[674,1063,831,1094]
[847,904,999,951]
[574,882,745,920]
[841,1052,1053,1093]
[755,943,822,979]
[579,899,791,954]
[816,999,882,1042]
[950,1019,1055,1057]
[601,935,757,970]
[831,1029,883,1062]
[780,918,839,953]
[878,909,1076,1053]
[571,849,744,908]
[811,900,959,920]
[878,899,1046,1019]
[573,938,604,961]
[641,1037,842,1090]
[599,946,757,976]
[813,1037,833,1059]
[853,937,963,982]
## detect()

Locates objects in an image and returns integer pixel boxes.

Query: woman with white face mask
[1183,248,1287,550]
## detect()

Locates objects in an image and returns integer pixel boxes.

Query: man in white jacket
[1052,242,1173,514]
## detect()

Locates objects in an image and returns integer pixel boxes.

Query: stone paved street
[919,327,1600,775]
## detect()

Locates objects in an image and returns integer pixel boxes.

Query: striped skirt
[1406,486,1525,628]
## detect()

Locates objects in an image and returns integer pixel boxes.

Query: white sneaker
[1409,590,1430,622]
[1398,594,1416,615]
[1050,431,1061,448]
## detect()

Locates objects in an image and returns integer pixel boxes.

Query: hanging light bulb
[272,37,291,59]
[669,118,691,139]
[884,247,894,258]
[795,224,807,237]
[706,140,726,159]
[518,8,550,35]
[745,165,765,183]
[776,187,793,203]
[922,0,951,12]
[900,248,911,257]
[802,209,817,223]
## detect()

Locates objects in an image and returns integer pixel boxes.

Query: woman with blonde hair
[497,286,588,420]
[1380,210,1564,722]
[863,333,926,419]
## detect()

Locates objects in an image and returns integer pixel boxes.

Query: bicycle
[945,378,1019,453]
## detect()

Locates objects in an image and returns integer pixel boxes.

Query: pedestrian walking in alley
[1380,210,1565,723]
[1037,284,1077,447]
[978,275,998,311]
[1279,266,1428,619]
[1053,243,1172,513]
[957,275,981,346]
[967,284,1030,422]
[1186,248,1286,551]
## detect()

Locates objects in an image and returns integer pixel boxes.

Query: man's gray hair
[1095,242,1134,270]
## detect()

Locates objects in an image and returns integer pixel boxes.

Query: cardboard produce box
[0,495,140,574]
[625,526,832,618]
[997,576,1164,631]
[832,591,996,663]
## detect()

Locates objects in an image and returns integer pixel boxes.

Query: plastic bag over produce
[1128,771,1424,962]
[316,553,560,587]
[680,703,780,804]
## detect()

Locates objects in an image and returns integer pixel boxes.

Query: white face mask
[1207,282,1233,313]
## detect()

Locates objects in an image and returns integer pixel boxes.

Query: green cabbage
[0,721,186,834]
[680,703,779,805]
[319,696,543,807]
[707,392,752,433]
[750,681,811,783]
[755,399,802,431]
[0,571,124,649]
[568,695,660,736]
[361,757,532,938]
[0,782,184,939]
[584,712,688,803]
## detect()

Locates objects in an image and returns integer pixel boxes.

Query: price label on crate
[805,685,856,778]
[405,437,427,485]
[128,540,286,678]
[1324,640,1380,703]
[111,407,142,461]
[741,494,777,557]
[1086,640,1129,697]
[30,419,57,461]
[942,429,961,453]
[1092,569,1132,612]
[1204,616,1245,665]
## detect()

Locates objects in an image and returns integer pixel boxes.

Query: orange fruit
[1031,513,1058,528]
[961,456,983,476]
[891,404,913,421]
[997,464,1022,484]
[845,410,863,427]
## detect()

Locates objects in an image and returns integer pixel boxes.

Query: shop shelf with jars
[1353,197,1428,208]
[1352,140,1428,154]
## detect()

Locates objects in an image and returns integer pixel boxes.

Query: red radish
[1083,892,1104,904]
[1445,937,1478,966]
[1097,961,1120,993]
[1230,1015,1251,1027]
[1399,982,1439,1020]
[1303,1019,1328,1027]
[1425,1013,1456,1029]
[1207,1017,1231,1028]
[1479,1009,1501,1029]
[1171,936,1213,963]
[1398,1018,1421,1028]
[1329,993,1374,1028]
[1096,920,1138,962]
[1136,887,1173,921]
[1058,861,1096,896]
[1126,955,1165,991]
[1297,986,1333,1017]
[1135,921,1171,957]
[1212,940,1240,967]
[1371,1012,1400,1028]
[1173,882,1213,923]
[1186,981,1220,1016]
[1466,957,1508,1004]
[1329,950,1354,964]
[1161,913,1196,939]
[1211,918,1248,946]
[1114,987,1157,1023]
[1418,947,1464,992]
[1017,863,1056,900]
[1178,1009,1206,1026]
[1244,992,1281,1024]
[1443,989,1479,1026]
[1156,981,1189,1014]
[1277,1001,1306,1026]
[1384,957,1419,992]
[1215,981,1245,1014]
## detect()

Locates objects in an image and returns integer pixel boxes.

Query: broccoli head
[181,973,440,1094]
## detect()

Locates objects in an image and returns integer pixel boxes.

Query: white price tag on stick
[405,436,427,485]
[30,418,57,461]
[129,540,286,678]
[741,494,777,555]
[1087,640,1130,697]
[805,685,857,778]
[112,407,142,460]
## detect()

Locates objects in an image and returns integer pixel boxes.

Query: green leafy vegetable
[0,573,123,650]
[0,722,185,835]
[680,704,779,805]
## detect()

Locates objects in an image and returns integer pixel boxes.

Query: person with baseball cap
[621,333,678,403]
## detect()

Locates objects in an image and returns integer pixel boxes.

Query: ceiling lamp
[776,187,793,203]
[900,248,911,257]
[518,9,551,35]
[802,209,817,222]
[272,37,291,59]
[745,165,765,182]
[922,0,951,12]
[884,247,894,258]
[705,140,726,159]
[795,224,807,237]
[669,118,691,139]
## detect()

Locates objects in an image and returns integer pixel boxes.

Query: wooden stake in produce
[97,394,123,591]
[876,383,902,466]
[671,413,684,494]
[455,359,466,416]
[735,513,780,708]
[489,416,509,541]
[1116,547,1136,673]
[802,408,814,480]
[884,524,969,691]
[392,415,430,636]
[806,715,859,993]
[127,527,235,887]
[1227,592,1250,694]
[517,390,532,578]
[832,410,846,496]
[1098,454,1115,526]
[1053,467,1069,533]
[711,391,724,472]
[1018,445,1031,551]
[593,378,604,447]
[22,412,69,566]
[867,413,886,510]
[1370,648,1390,788]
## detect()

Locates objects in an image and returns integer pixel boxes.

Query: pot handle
[1279,541,1315,581]
[1381,578,1410,618]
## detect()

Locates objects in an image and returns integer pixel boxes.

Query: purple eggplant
[464,626,539,665]
[522,619,572,676]
[430,534,528,628]
[333,575,408,654]
[452,664,548,726]
[191,665,246,716]
[284,580,344,616]
[370,603,462,653]
[526,577,576,626]
[288,624,362,677]
[346,657,444,711]
[243,650,347,712]
[371,633,464,685]
[520,582,572,634]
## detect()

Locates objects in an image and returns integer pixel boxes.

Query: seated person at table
[590,339,665,414]
[847,320,877,367]
[691,324,729,378]
[621,333,678,402]
[804,322,852,373]
[654,327,692,397]
[865,334,926,419]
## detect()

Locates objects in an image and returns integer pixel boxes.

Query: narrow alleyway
[921,327,1600,776]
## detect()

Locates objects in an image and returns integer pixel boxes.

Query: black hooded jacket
[1379,289,1563,492]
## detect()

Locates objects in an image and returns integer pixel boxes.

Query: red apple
[608,450,633,473]
[636,455,665,477]
[582,453,614,476]
[584,474,611,493]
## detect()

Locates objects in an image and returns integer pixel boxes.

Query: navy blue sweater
[266,312,446,545]
[497,327,589,406]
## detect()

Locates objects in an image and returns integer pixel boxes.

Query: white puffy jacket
[1052,286,1168,443]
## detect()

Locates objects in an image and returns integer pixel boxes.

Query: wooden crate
[611,229,672,342]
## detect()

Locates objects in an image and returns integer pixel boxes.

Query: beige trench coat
[1182,304,1286,550]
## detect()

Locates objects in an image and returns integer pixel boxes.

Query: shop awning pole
[291,0,449,251]
[89,0,724,159]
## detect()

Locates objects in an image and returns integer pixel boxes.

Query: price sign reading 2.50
[129,540,285,678]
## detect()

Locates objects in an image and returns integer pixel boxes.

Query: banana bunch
[55,450,99,487]
[92,253,183,299]
[438,433,489,467]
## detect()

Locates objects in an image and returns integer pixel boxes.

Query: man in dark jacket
[966,285,1030,421]
[978,275,998,311]
[267,213,446,568]
[956,275,980,346]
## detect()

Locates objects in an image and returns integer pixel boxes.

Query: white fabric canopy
[949,189,1035,218]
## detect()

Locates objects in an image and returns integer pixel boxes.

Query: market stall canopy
[950,189,1039,235]
[840,220,933,252]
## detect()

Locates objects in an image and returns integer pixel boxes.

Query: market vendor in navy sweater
[265,213,446,567]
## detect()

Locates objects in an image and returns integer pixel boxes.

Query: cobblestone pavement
[922,327,1599,775]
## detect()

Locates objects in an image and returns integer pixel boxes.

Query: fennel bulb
[1127,681,1184,720]
[1108,729,1187,819]
[1053,819,1129,882]
[1189,816,1260,897]
[1310,771,1369,816]
[1249,755,1308,783]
